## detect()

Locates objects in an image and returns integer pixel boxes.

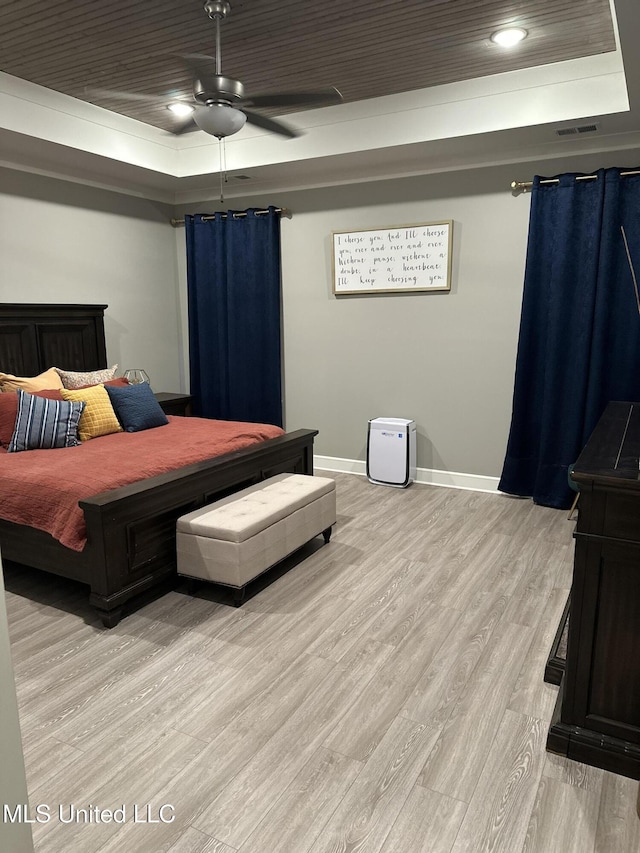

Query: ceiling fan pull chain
[219,138,224,204]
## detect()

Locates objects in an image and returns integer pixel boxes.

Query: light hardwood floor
[5,473,640,853]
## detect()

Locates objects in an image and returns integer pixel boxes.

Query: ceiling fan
[90,0,343,139]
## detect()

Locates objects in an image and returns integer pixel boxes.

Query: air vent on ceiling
[555,123,600,137]
[232,174,251,181]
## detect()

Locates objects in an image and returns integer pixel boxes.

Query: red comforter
[0,416,284,551]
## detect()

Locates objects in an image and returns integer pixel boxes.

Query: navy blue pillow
[104,383,168,433]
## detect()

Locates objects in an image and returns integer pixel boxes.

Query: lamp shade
[194,104,247,138]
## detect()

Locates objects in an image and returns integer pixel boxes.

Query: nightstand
[154,392,193,417]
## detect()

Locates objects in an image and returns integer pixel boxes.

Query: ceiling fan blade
[180,54,219,88]
[243,110,300,139]
[172,116,200,135]
[243,87,343,109]
[181,52,217,64]
[242,107,301,139]
[85,86,168,106]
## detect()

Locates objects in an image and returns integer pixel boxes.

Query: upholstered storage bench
[176,473,336,604]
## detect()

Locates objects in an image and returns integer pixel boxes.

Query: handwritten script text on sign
[334,224,450,292]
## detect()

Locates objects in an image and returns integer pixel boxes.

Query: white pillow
[55,365,118,389]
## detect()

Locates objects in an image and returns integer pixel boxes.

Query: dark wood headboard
[0,304,108,375]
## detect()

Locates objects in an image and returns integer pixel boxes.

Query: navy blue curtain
[499,168,640,508]
[185,207,283,426]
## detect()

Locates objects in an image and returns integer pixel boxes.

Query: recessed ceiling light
[490,27,528,47]
[167,102,195,116]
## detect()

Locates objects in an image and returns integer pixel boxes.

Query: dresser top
[573,401,640,487]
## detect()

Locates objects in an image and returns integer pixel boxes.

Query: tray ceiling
[0,0,616,133]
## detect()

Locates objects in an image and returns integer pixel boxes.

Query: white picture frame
[332,220,453,295]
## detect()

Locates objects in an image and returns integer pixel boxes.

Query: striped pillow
[7,389,85,453]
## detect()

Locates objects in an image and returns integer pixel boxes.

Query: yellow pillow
[0,367,64,393]
[60,384,122,441]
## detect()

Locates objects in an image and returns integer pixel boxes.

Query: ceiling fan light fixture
[194,103,247,138]
[490,27,528,47]
[167,102,195,116]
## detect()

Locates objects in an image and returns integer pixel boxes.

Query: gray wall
[176,164,532,478]
[0,168,184,394]
[175,149,640,479]
[278,166,530,478]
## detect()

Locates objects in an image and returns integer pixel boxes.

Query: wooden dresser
[547,401,640,779]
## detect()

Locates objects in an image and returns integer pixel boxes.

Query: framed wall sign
[332,220,453,295]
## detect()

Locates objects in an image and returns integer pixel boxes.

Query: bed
[0,303,317,626]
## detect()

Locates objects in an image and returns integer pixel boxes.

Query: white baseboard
[314,455,500,494]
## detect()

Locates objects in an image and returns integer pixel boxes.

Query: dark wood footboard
[0,429,317,626]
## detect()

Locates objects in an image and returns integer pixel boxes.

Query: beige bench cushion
[177,490,336,587]
[177,473,335,543]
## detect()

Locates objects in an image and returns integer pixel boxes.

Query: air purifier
[367,418,417,488]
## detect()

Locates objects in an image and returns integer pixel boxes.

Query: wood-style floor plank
[308,716,442,853]
[42,637,233,751]
[21,736,84,793]
[508,587,571,722]
[378,785,467,853]
[418,620,535,802]
[522,776,600,853]
[323,603,460,761]
[305,556,419,662]
[4,472,639,853]
[434,530,515,611]
[32,728,205,851]
[401,586,510,727]
[542,752,605,793]
[449,709,548,853]
[594,772,640,853]
[240,747,362,853]
[192,639,394,846]
[96,652,336,852]
[502,537,571,627]
[165,827,236,853]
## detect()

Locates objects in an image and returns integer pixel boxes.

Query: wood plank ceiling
[0,0,616,133]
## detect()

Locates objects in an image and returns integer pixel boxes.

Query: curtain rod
[170,207,290,227]
[510,170,640,194]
